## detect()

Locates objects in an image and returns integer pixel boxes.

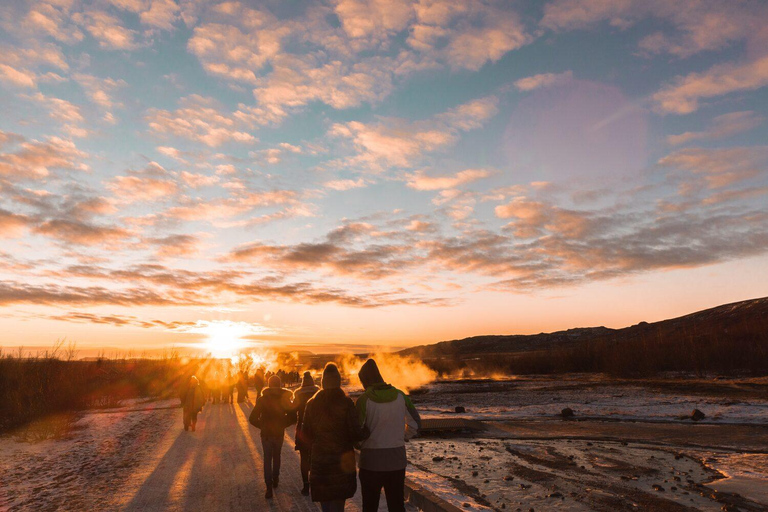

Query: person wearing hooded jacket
[181,375,205,432]
[302,363,368,512]
[292,371,320,495]
[355,358,421,512]
[248,375,295,499]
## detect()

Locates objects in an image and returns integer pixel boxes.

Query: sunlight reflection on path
[118,395,387,511]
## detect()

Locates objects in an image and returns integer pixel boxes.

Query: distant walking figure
[356,359,421,512]
[181,375,205,432]
[293,371,320,495]
[248,375,295,499]
[302,363,368,512]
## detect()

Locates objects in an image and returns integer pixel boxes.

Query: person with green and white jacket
[355,359,421,512]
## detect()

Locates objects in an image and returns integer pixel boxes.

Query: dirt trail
[0,398,399,512]
[116,399,378,512]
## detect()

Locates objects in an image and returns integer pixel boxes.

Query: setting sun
[178,320,272,359]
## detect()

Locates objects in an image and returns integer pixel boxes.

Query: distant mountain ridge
[400,296,768,358]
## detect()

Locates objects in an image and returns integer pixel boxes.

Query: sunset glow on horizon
[1,0,767,355]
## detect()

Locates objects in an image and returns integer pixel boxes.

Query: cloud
[542,0,764,58]
[26,92,88,138]
[406,168,493,191]
[514,71,573,91]
[409,0,532,71]
[107,162,178,202]
[0,281,180,307]
[7,263,449,309]
[0,63,37,88]
[333,0,413,45]
[33,219,133,246]
[659,146,768,189]
[0,133,88,181]
[180,171,219,188]
[145,95,258,147]
[73,73,126,110]
[331,95,498,170]
[162,189,300,222]
[667,111,764,145]
[0,42,69,88]
[0,208,31,238]
[146,233,200,258]
[653,55,768,114]
[73,9,140,50]
[324,178,368,191]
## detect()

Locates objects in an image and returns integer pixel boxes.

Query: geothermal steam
[336,353,437,392]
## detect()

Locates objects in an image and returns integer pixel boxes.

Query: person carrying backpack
[249,374,295,498]
[356,359,421,512]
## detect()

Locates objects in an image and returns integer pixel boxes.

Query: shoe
[265,487,273,499]
[301,483,310,496]
[191,424,196,432]
[272,477,279,488]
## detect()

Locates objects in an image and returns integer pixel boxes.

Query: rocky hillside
[401,296,768,359]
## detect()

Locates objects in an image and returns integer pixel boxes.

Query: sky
[1,0,767,355]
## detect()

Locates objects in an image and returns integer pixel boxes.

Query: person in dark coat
[254,367,265,399]
[236,370,248,403]
[249,375,295,499]
[293,371,320,495]
[181,375,205,432]
[302,363,368,512]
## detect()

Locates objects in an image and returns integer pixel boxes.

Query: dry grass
[0,341,200,434]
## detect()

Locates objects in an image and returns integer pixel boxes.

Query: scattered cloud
[514,71,573,91]
[145,95,258,147]
[331,95,498,171]
[406,168,493,191]
[667,111,764,145]
[0,132,88,181]
[653,55,768,114]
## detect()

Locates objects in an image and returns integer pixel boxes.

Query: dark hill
[400,297,768,376]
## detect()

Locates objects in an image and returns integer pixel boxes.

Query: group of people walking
[183,358,420,511]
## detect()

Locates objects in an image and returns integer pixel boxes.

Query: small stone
[560,407,574,418]
[432,456,444,462]
[455,406,466,413]
[652,484,665,492]
[691,409,706,421]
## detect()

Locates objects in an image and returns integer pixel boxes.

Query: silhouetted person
[237,370,248,403]
[249,375,295,499]
[356,359,421,512]
[302,363,368,512]
[254,367,265,398]
[182,375,205,432]
[226,371,235,404]
[293,371,320,495]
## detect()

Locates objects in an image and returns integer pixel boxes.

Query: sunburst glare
[176,320,272,358]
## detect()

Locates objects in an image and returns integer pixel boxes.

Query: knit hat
[358,359,384,389]
[322,363,341,390]
[301,371,315,387]
[268,374,281,388]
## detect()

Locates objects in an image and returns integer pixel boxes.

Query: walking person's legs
[321,500,346,512]
[183,409,191,430]
[382,469,406,512]
[299,448,311,494]
[359,468,384,512]
[262,437,275,498]
[190,411,198,432]
[272,436,284,487]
